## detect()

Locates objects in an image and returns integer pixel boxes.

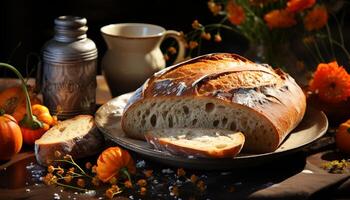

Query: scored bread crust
[122,53,306,153]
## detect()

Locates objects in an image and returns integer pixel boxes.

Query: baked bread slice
[122,53,306,153]
[145,128,245,158]
[35,115,104,166]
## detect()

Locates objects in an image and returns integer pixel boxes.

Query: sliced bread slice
[145,128,245,158]
[35,115,104,166]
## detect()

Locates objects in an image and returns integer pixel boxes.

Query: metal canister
[41,16,97,119]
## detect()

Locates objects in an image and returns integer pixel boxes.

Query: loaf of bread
[35,115,104,166]
[145,128,245,158]
[122,53,306,153]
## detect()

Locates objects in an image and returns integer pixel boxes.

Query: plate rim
[95,94,328,165]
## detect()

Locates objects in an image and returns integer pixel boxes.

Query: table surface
[0,77,349,200]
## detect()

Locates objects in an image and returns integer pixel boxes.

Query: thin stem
[205,23,252,41]
[303,42,321,64]
[188,48,194,58]
[7,42,21,63]
[70,159,89,177]
[219,16,228,24]
[120,168,132,183]
[54,159,93,178]
[0,63,34,122]
[326,23,336,59]
[332,13,345,46]
[55,181,88,192]
[312,40,325,62]
[56,173,64,179]
[69,171,86,177]
[330,39,350,61]
[25,52,40,84]
[206,16,229,41]
[186,29,202,40]
[197,37,202,56]
[319,33,331,60]
[112,190,123,196]
[204,24,237,32]
[239,2,269,38]
[56,174,84,180]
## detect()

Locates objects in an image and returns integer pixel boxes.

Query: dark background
[0,0,349,78]
[0,0,247,78]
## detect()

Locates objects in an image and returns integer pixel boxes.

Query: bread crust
[35,115,104,166]
[145,131,245,158]
[122,53,306,152]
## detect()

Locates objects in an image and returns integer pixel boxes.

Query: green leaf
[347,127,350,134]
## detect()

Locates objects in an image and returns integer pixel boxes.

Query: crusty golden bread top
[125,53,302,108]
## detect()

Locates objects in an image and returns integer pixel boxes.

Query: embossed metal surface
[42,60,97,118]
[41,16,97,119]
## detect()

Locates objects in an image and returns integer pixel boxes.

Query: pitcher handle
[163,30,186,64]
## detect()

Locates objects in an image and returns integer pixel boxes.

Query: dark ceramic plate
[95,92,328,170]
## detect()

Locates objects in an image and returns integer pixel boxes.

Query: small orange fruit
[335,119,350,154]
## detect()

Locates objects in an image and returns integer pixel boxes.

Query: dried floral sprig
[42,150,213,199]
[169,168,207,198]
[42,152,97,192]
[302,9,350,67]
[41,147,147,199]
[54,154,94,178]
[164,19,234,60]
[322,159,350,174]
[164,0,337,70]
[105,185,123,199]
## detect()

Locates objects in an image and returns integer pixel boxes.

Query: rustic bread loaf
[122,53,306,153]
[35,115,104,166]
[145,128,245,158]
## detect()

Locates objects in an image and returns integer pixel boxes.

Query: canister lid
[42,16,98,63]
[54,16,88,42]
[55,16,87,27]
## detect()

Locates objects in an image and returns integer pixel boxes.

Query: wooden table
[0,77,350,200]
[1,144,349,200]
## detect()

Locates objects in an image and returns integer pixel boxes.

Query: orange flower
[124,180,133,188]
[208,0,222,15]
[287,0,316,12]
[191,20,202,29]
[226,1,245,25]
[177,168,186,177]
[140,187,147,195]
[143,169,153,178]
[201,32,211,40]
[190,174,198,183]
[136,179,147,187]
[264,9,296,29]
[189,41,199,49]
[309,61,350,103]
[214,33,222,42]
[304,6,328,31]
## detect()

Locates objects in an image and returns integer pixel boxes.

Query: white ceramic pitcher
[101,23,186,96]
